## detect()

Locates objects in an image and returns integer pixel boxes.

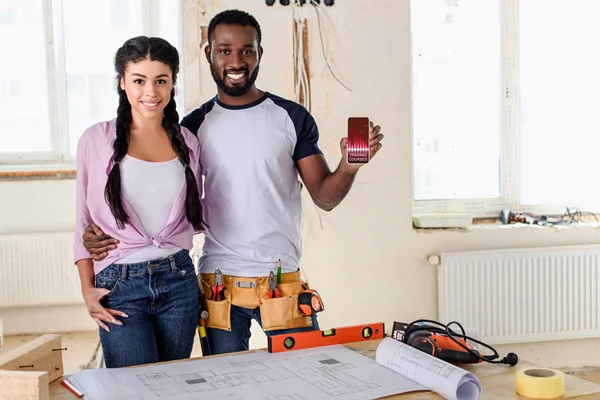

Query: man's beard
[210,62,260,97]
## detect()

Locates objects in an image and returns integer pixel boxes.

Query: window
[411,0,600,217]
[0,0,184,168]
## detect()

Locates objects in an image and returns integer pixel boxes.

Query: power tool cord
[402,319,519,366]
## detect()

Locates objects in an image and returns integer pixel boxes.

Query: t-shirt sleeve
[180,100,215,136]
[293,110,323,162]
[180,112,202,136]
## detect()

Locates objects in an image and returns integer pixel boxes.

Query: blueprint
[67,344,425,400]
[376,338,482,400]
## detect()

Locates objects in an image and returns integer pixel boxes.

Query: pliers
[211,267,226,301]
[268,271,281,299]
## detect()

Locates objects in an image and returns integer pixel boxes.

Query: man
[82,9,384,355]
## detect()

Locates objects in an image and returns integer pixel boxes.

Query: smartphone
[347,117,370,164]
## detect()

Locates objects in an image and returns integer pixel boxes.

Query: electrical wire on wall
[291,0,351,112]
[288,0,354,232]
[310,1,351,92]
[292,4,311,112]
[293,6,325,229]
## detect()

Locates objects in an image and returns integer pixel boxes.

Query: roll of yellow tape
[516,367,565,399]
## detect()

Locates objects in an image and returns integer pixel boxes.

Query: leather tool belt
[198,270,314,332]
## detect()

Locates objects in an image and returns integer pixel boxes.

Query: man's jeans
[96,249,199,368]
[205,304,320,355]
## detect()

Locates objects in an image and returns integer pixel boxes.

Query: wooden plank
[0,370,50,400]
[343,340,600,400]
[0,334,63,383]
[0,170,76,181]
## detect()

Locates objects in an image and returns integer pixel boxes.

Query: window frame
[412,0,586,219]
[0,0,173,170]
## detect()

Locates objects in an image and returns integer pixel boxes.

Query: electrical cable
[538,206,597,226]
[292,4,310,111]
[561,206,598,224]
[401,319,519,366]
[501,206,598,226]
[311,3,351,92]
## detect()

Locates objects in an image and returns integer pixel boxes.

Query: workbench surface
[49,338,600,399]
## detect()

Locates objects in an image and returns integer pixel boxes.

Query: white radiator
[437,244,600,345]
[0,232,83,308]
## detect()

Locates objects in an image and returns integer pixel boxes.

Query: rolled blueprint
[376,338,482,400]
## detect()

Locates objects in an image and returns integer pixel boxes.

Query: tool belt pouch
[260,280,313,332]
[231,277,262,309]
[198,277,232,331]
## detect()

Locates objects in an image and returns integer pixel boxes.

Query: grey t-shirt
[181,92,323,277]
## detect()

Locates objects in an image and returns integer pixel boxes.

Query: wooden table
[49,339,600,399]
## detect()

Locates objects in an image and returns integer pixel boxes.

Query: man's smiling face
[206,24,262,97]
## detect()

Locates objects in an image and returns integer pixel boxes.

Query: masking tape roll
[516,367,565,399]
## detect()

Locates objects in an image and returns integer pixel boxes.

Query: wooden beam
[0,334,63,383]
[0,170,76,181]
[0,370,49,400]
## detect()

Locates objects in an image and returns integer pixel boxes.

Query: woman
[73,36,205,368]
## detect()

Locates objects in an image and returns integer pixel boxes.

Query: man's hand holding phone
[340,117,384,171]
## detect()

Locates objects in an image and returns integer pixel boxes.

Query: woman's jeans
[95,249,199,368]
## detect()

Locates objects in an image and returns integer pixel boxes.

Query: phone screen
[347,117,370,164]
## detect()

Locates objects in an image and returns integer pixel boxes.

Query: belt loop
[169,254,177,272]
[120,265,128,281]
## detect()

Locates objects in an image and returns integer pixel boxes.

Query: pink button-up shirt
[73,119,202,274]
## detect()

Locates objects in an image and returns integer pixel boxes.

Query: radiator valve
[427,254,440,266]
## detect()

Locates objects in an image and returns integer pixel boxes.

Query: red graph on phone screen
[347,117,370,164]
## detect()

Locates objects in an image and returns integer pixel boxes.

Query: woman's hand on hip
[82,287,128,332]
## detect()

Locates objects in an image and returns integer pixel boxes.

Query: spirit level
[267,322,385,353]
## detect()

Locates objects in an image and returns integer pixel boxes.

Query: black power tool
[395,320,519,366]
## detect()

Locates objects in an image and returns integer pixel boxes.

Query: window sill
[0,164,76,181]
[414,219,600,233]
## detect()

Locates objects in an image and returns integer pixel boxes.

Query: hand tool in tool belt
[197,304,210,356]
[210,267,226,301]
[276,259,282,284]
[197,273,211,356]
[268,271,281,298]
[197,312,210,356]
[298,289,324,316]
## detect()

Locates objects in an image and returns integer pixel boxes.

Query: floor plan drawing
[390,346,456,381]
[376,338,482,400]
[427,360,454,378]
[68,344,425,400]
[132,352,382,398]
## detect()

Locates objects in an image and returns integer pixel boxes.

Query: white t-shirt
[180,92,323,277]
[116,154,184,263]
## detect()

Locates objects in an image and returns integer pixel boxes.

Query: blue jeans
[95,249,199,368]
[205,304,320,355]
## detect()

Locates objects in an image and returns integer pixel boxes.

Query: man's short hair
[207,9,262,47]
